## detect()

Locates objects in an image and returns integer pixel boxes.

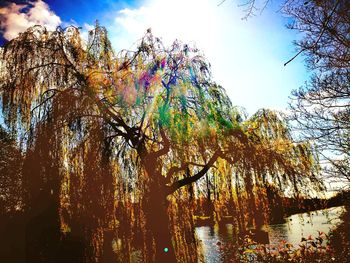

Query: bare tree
[286,0,350,189]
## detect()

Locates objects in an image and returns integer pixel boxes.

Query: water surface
[195,206,345,262]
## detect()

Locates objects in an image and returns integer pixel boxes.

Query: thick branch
[166,161,218,181]
[167,149,222,195]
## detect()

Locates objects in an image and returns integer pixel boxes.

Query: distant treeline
[192,189,350,226]
[282,190,350,217]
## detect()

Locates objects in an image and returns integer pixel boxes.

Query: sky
[0,0,309,116]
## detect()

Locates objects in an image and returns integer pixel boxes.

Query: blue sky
[0,0,309,116]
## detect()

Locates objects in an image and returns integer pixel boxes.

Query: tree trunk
[143,174,177,263]
[25,192,61,263]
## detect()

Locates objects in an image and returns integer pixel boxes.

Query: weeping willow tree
[240,109,324,225]
[189,108,324,229]
[0,24,323,262]
[245,109,323,194]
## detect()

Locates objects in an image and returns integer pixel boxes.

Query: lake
[195,206,345,263]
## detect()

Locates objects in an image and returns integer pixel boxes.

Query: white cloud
[112,0,220,51]
[106,0,308,115]
[0,0,61,40]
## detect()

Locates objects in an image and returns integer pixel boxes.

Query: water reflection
[195,225,222,263]
[195,206,345,262]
